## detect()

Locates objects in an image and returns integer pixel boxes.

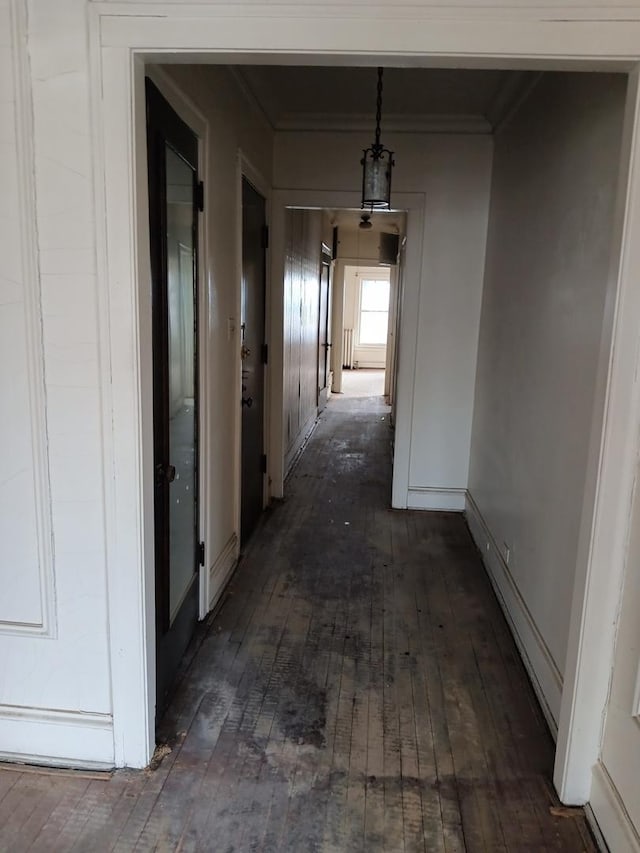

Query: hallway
[0,393,596,852]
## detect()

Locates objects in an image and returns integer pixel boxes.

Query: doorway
[325,207,404,407]
[338,264,392,403]
[97,40,640,835]
[146,80,202,718]
[317,244,332,412]
[240,177,268,545]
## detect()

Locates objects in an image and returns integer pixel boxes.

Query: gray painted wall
[468,72,627,722]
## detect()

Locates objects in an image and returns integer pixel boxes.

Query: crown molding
[486,70,544,133]
[274,112,492,134]
[227,66,275,131]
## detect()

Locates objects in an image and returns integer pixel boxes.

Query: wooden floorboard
[0,390,597,852]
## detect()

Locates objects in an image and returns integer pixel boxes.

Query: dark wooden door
[240,178,267,545]
[146,79,201,719]
[317,245,332,412]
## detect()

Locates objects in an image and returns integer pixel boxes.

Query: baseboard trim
[464,492,562,735]
[407,487,466,511]
[0,704,114,769]
[0,752,114,772]
[208,533,239,611]
[590,761,640,853]
[586,804,611,853]
[284,411,319,479]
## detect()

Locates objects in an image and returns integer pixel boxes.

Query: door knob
[242,396,253,408]
[241,345,251,360]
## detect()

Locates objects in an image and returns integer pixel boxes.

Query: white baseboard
[208,532,239,611]
[586,803,611,853]
[284,411,318,478]
[0,704,114,769]
[590,761,640,853]
[407,487,466,511]
[465,492,562,735]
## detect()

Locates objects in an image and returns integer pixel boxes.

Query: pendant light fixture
[361,67,395,211]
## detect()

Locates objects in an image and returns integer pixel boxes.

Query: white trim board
[97,10,640,60]
[407,487,466,512]
[284,410,319,480]
[2,0,56,639]
[589,762,640,853]
[465,492,562,736]
[585,805,611,853]
[208,533,239,612]
[0,705,114,770]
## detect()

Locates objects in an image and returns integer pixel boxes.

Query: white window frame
[356,272,391,348]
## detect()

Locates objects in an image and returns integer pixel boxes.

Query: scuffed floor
[0,390,596,851]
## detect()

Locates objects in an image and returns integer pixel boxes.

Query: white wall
[0,6,275,766]
[275,130,493,510]
[467,72,627,727]
[0,0,113,767]
[159,64,274,605]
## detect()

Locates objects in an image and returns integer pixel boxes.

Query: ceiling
[327,209,406,235]
[232,66,537,133]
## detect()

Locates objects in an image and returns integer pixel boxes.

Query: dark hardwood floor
[0,389,597,852]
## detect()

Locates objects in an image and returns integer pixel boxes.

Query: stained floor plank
[0,387,596,852]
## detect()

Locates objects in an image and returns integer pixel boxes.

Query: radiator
[342,328,354,369]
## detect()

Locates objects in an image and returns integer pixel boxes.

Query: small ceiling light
[359,213,373,230]
[361,67,395,211]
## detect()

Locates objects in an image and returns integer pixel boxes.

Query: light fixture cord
[375,67,383,149]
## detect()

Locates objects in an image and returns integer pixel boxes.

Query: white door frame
[91,5,640,807]
[236,153,272,524]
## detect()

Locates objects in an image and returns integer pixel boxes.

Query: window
[358,278,390,345]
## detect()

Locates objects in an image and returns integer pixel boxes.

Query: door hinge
[262,224,269,249]
[196,181,204,212]
[261,454,267,474]
[261,343,268,365]
[198,541,205,567]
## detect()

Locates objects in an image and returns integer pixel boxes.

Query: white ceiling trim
[273,111,492,134]
[227,66,274,130]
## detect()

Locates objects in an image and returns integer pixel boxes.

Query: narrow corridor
[0,392,596,852]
